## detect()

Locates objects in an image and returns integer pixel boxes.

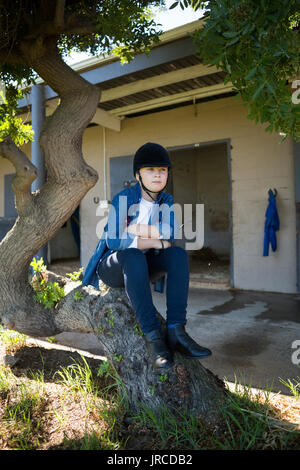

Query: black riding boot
[144,329,173,369]
[167,324,212,359]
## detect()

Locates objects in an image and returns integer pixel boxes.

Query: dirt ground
[0,342,128,450]
[1,340,300,451]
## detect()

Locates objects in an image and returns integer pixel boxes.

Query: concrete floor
[152,287,300,394]
[48,258,300,395]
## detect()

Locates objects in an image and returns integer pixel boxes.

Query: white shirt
[127,197,162,251]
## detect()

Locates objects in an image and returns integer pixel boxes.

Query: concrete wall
[80,95,297,294]
[0,95,296,293]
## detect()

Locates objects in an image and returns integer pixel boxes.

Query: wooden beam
[100,64,219,103]
[91,107,121,131]
[109,83,234,116]
[19,99,122,132]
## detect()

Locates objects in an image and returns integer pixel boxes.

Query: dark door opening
[169,141,232,288]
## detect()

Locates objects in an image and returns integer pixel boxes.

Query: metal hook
[269,188,277,198]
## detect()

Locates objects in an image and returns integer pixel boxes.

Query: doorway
[168,140,233,289]
[108,140,233,289]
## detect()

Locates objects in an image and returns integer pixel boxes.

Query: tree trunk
[0,40,227,421]
[0,40,100,335]
[47,272,227,420]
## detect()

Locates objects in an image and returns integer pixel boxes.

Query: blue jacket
[82,182,179,293]
[263,189,280,256]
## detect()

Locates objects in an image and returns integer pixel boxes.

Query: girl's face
[136,166,168,193]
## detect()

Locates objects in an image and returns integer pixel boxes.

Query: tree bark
[0,38,227,421]
[0,40,100,335]
[47,272,227,420]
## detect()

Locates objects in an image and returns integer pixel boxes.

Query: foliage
[30,257,87,309]
[1,0,299,144]
[280,373,300,400]
[30,257,47,275]
[33,281,65,309]
[66,267,83,282]
[0,0,166,145]
[182,0,300,141]
[0,87,34,146]
[0,1,166,86]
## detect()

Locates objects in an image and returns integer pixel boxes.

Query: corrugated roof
[95,53,229,116]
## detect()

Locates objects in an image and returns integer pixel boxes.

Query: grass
[0,324,300,450]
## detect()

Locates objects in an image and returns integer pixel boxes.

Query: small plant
[30,257,65,308]
[46,336,57,343]
[30,257,48,291]
[54,355,96,397]
[73,290,83,301]
[94,324,104,334]
[66,267,83,282]
[3,380,45,450]
[158,374,168,383]
[34,281,65,309]
[279,375,300,400]
[105,308,115,327]
[97,360,113,379]
[0,364,15,394]
[133,324,143,337]
[112,354,123,363]
[0,323,28,352]
[30,257,47,274]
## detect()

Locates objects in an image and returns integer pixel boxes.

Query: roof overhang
[18,19,234,131]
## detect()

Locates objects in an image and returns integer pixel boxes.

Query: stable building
[1,19,299,294]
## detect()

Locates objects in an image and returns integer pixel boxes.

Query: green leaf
[245,67,257,80]
[266,81,275,94]
[223,31,239,38]
[252,82,265,100]
[169,2,179,9]
[227,37,240,46]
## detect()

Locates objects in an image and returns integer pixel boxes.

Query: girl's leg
[97,248,161,334]
[146,245,189,327]
[147,245,212,359]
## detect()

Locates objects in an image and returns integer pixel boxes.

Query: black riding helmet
[133,142,172,201]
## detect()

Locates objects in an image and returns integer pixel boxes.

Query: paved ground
[50,277,300,395]
[152,287,300,394]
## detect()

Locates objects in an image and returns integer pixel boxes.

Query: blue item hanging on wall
[263,189,280,256]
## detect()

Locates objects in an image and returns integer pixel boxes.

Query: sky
[151,0,203,31]
[66,1,204,64]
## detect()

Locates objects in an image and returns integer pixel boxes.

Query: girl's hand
[153,239,171,249]
[162,240,171,249]
[126,224,160,239]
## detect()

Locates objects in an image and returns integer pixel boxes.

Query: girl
[83,142,212,369]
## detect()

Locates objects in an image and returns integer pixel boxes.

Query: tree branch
[21,14,98,41]
[54,0,66,30]
[0,137,37,214]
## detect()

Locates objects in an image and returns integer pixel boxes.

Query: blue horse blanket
[263,189,280,256]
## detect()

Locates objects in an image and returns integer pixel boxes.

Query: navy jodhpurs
[96,246,190,334]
